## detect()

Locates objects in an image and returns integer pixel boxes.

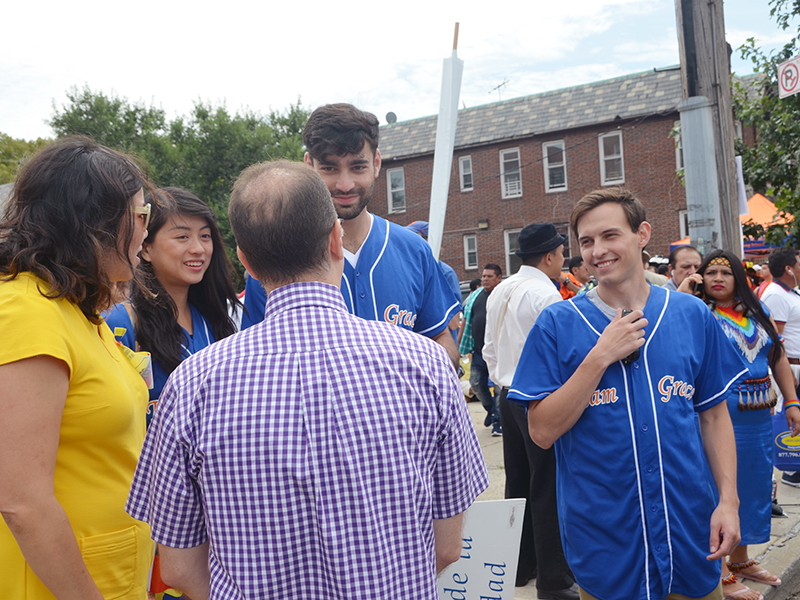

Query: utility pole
[675,0,742,256]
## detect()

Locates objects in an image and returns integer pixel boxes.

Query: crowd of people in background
[1,104,800,600]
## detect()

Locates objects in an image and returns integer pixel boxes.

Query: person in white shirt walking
[760,246,800,488]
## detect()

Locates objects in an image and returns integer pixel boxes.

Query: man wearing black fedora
[483,223,577,599]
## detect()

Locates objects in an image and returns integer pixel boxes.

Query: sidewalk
[467,399,800,600]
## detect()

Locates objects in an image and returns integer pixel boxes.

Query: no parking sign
[778,56,800,99]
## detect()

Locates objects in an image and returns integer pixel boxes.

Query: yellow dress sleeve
[0,274,75,375]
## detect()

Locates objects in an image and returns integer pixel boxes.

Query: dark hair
[521,253,547,268]
[229,160,337,284]
[657,264,669,275]
[669,245,702,268]
[469,278,481,291]
[131,187,240,373]
[483,263,502,277]
[302,104,380,161]
[699,249,783,368]
[0,136,148,323]
[570,187,646,240]
[568,256,584,274]
[768,247,799,278]
[523,247,564,269]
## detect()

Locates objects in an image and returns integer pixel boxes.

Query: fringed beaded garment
[712,304,776,411]
[711,301,775,544]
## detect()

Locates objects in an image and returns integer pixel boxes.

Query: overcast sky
[1,0,794,141]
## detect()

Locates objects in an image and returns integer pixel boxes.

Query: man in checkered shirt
[126,160,488,599]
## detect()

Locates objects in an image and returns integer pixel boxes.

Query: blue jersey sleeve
[692,304,749,411]
[439,261,462,308]
[413,249,462,338]
[507,308,562,404]
[241,274,268,330]
[103,303,136,350]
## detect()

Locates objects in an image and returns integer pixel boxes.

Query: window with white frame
[543,141,567,192]
[555,223,571,259]
[679,209,689,239]
[459,156,473,192]
[463,235,478,270]
[504,229,522,276]
[599,132,624,185]
[674,121,684,172]
[500,148,522,198]
[386,167,406,213]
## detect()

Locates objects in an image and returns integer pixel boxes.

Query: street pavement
[466,398,800,600]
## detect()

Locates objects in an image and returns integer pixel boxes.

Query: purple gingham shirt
[127,281,488,599]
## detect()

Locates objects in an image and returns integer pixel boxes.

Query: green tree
[268,100,310,159]
[733,0,800,246]
[48,85,179,183]
[48,87,310,279]
[169,102,296,265]
[0,133,50,184]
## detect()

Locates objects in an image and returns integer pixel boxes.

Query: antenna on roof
[489,80,509,101]
[386,112,397,124]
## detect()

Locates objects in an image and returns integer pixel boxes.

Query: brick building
[370,66,689,282]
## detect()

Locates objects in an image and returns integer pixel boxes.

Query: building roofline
[379,65,684,160]
[385,65,683,129]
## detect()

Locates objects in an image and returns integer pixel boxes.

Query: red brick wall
[372,115,687,282]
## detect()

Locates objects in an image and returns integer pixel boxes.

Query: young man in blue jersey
[241,104,461,367]
[507,188,747,600]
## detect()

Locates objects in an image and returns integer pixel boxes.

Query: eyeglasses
[132,203,151,230]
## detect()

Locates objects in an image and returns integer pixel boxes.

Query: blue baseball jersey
[508,286,747,600]
[438,260,462,307]
[105,303,216,427]
[241,214,461,336]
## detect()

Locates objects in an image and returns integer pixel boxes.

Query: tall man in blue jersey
[241,103,461,367]
[508,188,747,600]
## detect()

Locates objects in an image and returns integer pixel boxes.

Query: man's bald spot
[229,160,337,284]
[231,162,309,223]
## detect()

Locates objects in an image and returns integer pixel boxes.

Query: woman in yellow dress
[0,136,153,599]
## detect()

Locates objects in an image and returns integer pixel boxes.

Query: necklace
[712,304,767,363]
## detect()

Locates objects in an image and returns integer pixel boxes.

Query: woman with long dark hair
[0,136,152,598]
[106,186,240,423]
[680,249,800,600]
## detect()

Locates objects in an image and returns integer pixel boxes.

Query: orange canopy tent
[741,194,791,257]
[670,194,790,255]
[669,236,690,253]
[740,193,788,228]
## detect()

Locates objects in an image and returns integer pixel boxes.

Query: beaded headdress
[708,256,732,268]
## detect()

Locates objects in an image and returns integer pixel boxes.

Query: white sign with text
[437,499,526,600]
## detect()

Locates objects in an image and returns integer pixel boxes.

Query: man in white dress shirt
[483,223,577,599]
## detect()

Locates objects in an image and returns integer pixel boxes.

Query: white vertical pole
[428,24,463,261]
